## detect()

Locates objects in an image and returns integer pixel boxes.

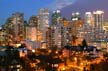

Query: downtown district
[0,8,108,71]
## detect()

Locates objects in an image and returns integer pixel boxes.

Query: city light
[62,67,66,71]
[93,10,104,14]
[0,1,108,71]
[32,49,35,53]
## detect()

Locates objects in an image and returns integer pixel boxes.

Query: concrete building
[83,11,107,49]
[38,8,49,48]
[51,10,72,48]
[52,10,62,25]
[11,12,25,42]
[85,12,94,27]
[71,12,81,21]
[29,15,38,27]
[25,15,42,48]
[93,10,104,31]
[2,12,25,44]
[27,15,39,40]
[46,24,63,49]
[0,27,7,45]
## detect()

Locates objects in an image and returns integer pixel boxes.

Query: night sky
[0,0,108,25]
[62,0,108,20]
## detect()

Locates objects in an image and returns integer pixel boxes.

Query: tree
[90,64,95,71]
[81,39,88,50]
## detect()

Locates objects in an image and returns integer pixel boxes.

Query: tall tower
[85,12,94,27]
[26,15,38,41]
[71,12,81,21]
[29,15,38,27]
[0,27,7,45]
[84,11,105,45]
[93,10,104,31]
[50,10,64,48]
[38,8,49,48]
[52,10,62,25]
[11,12,24,42]
[39,8,49,28]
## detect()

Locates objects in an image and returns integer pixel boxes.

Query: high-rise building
[2,12,25,43]
[38,8,49,48]
[26,15,42,48]
[92,10,104,41]
[71,12,81,21]
[11,12,25,42]
[93,10,104,31]
[84,10,106,47]
[51,10,69,48]
[51,24,63,48]
[71,20,84,46]
[71,12,82,38]
[62,19,72,46]
[38,8,49,28]
[85,12,94,27]
[52,10,62,25]
[29,15,38,27]
[103,21,108,32]
[83,12,94,44]
[46,27,54,48]
[46,26,62,48]
[27,15,39,40]
[26,26,37,41]
[50,18,73,48]
[0,27,7,45]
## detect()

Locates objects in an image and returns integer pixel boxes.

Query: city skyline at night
[1,0,108,71]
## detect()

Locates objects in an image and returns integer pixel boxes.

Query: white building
[38,8,49,48]
[85,12,94,27]
[93,10,104,31]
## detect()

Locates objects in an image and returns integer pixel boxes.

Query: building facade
[38,8,49,48]
[11,12,25,42]
[0,27,7,45]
